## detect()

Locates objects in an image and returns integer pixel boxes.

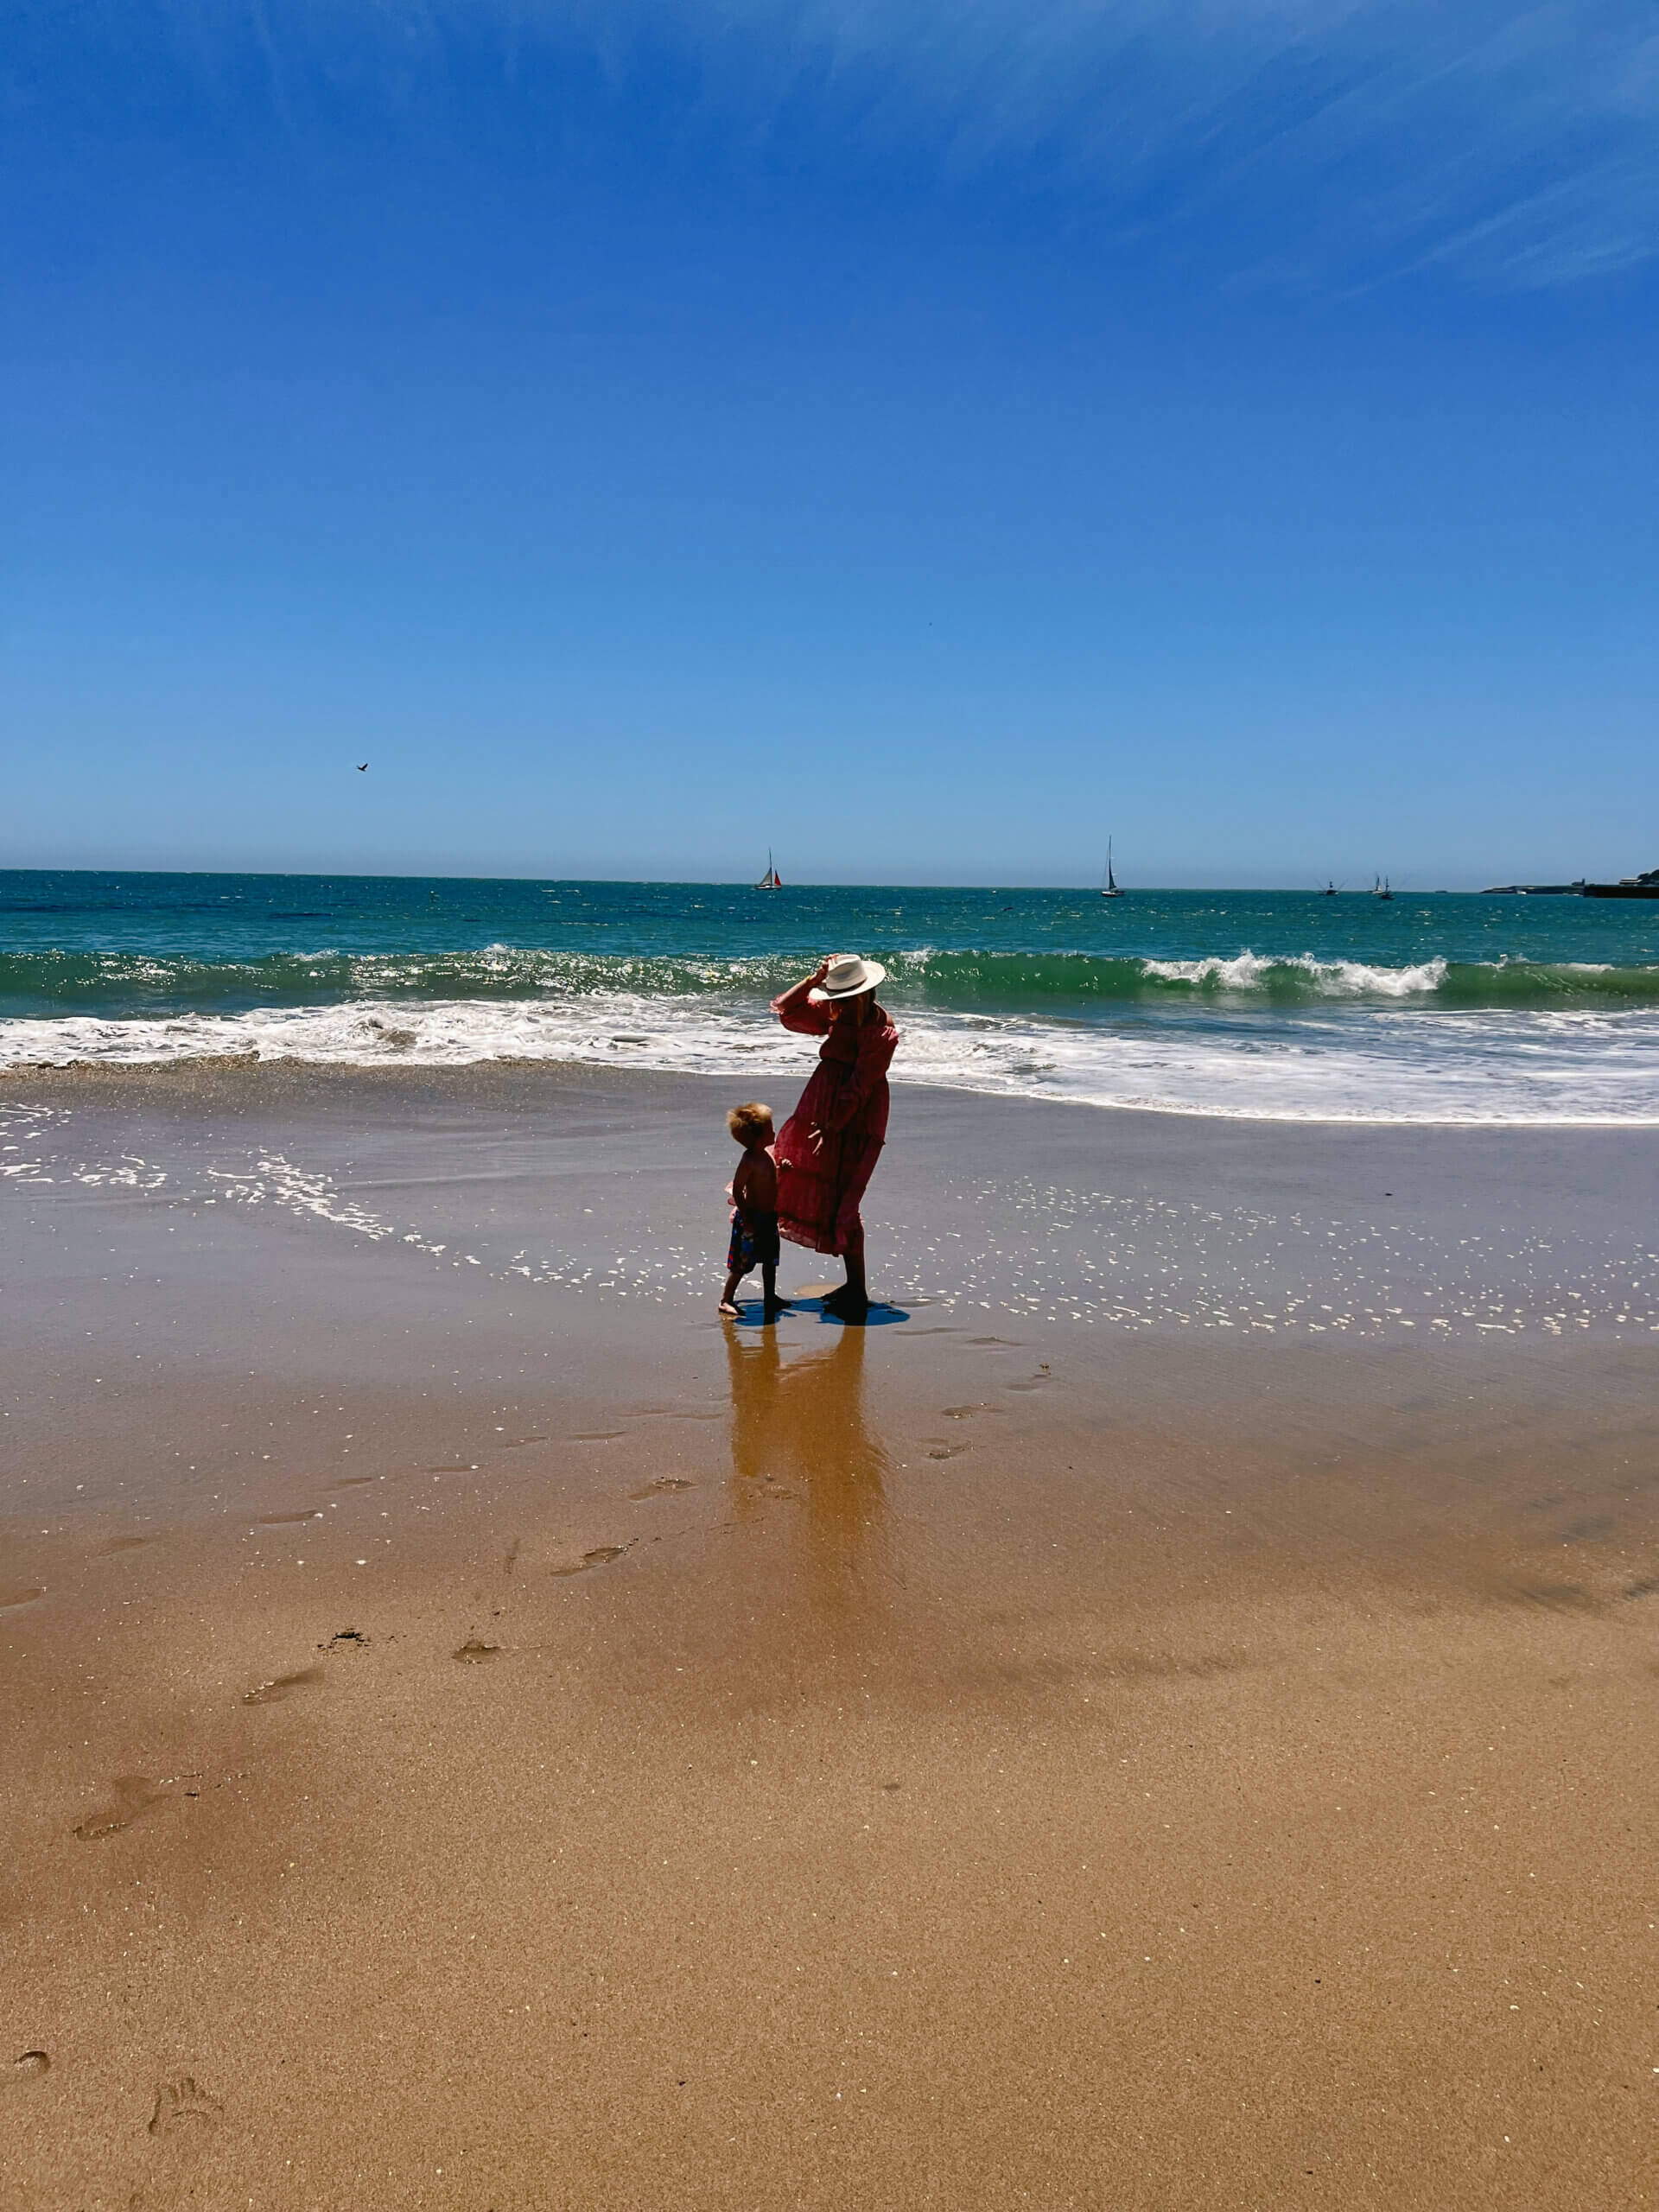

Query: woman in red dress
[771,954,899,1319]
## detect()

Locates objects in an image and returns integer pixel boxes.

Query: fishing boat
[1321,880,1338,896]
[1373,876,1394,901]
[755,850,783,890]
[1101,840,1123,899]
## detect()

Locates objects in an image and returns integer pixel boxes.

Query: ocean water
[3,870,1659,1124]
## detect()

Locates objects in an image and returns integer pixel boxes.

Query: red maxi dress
[771,979,899,1257]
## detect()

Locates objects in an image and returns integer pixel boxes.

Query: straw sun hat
[809,953,887,1001]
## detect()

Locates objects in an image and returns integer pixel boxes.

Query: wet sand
[4,1065,1659,2209]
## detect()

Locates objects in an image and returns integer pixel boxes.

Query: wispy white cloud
[138,2,1659,286]
[535,0,1659,286]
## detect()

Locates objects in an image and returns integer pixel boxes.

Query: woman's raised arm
[772,959,833,1035]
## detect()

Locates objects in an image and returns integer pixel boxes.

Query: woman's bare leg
[824,1223,868,1313]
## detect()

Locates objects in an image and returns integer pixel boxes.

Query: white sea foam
[1139,951,1451,995]
[4,993,1659,1123]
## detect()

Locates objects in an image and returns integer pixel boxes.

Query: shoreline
[5,1065,1659,2206]
[7,1039,1659,1130]
[12,1052,1659,1131]
[11,1039,1659,1123]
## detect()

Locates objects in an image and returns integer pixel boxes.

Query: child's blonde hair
[727,1101,774,1143]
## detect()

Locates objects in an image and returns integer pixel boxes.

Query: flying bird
[356,761,368,772]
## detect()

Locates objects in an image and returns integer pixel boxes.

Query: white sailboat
[755,849,782,890]
[1101,839,1123,899]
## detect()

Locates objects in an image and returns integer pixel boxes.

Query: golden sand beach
[3,1065,1658,2209]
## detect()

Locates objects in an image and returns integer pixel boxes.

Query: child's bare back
[730,1140,778,1215]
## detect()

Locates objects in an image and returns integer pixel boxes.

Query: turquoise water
[4,870,1658,1122]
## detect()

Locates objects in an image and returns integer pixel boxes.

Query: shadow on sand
[725,1289,912,1331]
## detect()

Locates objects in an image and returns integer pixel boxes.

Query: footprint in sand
[925,1443,970,1461]
[630,1478,696,1500]
[256,1510,325,1527]
[148,2076,222,2137]
[453,1637,503,1662]
[550,1544,631,1578]
[1002,1364,1054,1394]
[8,2051,50,2084]
[130,2075,224,2209]
[73,1777,171,1842]
[243,1665,324,1706]
[940,1405,1006,1421]
[0,1586,44,1612]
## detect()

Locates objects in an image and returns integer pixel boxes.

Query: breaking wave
[3,944,1659,1018]
[3,992,1659,1124]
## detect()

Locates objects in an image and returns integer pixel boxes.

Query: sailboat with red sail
[755,850,782,890]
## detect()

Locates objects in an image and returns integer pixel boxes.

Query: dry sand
[3,1065,1658,2209]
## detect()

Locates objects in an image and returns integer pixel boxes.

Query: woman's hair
[727,1101,774,1141]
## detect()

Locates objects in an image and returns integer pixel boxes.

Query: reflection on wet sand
[722,1323,891,1620]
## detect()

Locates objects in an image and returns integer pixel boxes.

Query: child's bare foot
[762,1299,791,1322]
[718,1298,741,1318]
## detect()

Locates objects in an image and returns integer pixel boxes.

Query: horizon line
[0,863,1545,895]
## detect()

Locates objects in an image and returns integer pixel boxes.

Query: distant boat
[1321,880,1338,896]
[755,850,782,891]
[1373,876,1394,900]
[1101,840,1123,899]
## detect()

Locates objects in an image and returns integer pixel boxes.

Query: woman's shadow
[725,1287,911,1330]
[722,1323,892,1621]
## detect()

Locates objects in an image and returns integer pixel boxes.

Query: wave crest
[1137,951,1449,997]
[3,944,1659,1020]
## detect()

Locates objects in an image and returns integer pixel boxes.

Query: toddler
[720,1102,787,1320]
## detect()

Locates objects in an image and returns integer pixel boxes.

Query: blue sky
[3,1,1656,886]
